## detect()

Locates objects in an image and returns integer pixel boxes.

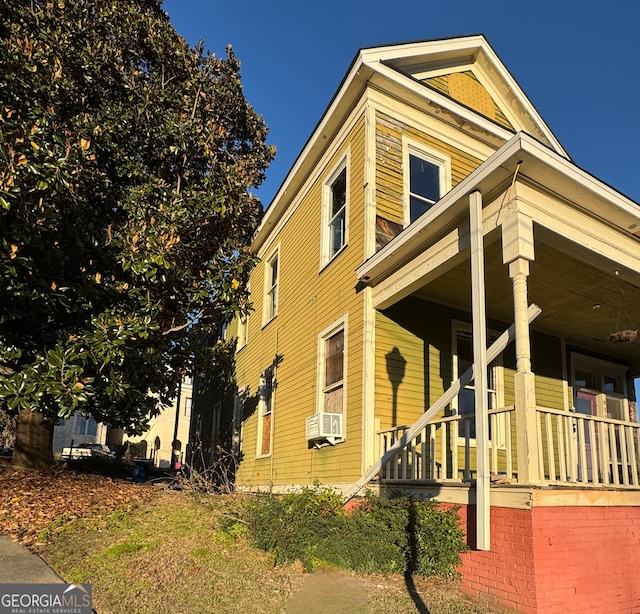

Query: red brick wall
[454,504,640,613]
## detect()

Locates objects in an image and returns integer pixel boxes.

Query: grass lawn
[1,469,500,613]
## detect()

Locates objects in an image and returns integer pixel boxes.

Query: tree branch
[162,310,204,336]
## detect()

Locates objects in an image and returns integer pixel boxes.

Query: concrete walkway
[0,536,63,584]
[285,567,369,614]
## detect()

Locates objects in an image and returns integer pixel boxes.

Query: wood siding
[375,110,483,229]
[233,114,368,488]
[422,71,514,130]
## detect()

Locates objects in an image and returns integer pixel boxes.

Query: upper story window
[263,247,279,325]
[404,140,451,226]
[322,158,348,267]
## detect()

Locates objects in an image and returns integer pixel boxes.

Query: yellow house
[222,36,640,612]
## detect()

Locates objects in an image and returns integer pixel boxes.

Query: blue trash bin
[132,459,150,483]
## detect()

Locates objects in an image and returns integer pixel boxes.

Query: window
[184,397,192,417]
[322,160,348,265]
[571,353,629,421]
[263,248,279,324]
[238,312,248,349]
[318,317,347,419]
[74,414,97,436]
[257,366,274,457]
[404,140,450,226]
[452,324,503,444]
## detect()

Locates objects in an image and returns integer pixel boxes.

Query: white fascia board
[358,35,487,65]
[253,53,372,252]
[473,46,568,158]
[513,135,640,219]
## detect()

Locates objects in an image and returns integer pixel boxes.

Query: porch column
[470,191,490,551]
[502,211,539,484]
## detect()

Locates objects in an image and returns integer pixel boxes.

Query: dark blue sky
[163,0,640,209]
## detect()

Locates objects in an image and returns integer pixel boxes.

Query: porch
[376,406,640,489]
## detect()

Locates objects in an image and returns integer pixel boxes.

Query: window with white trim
[452,323,504,445]
[404,140,451,226]
[571,353,629,421]
[263,248,279,325]
[238,312,248,349]
[184,397,192,417]
[317,317,347,422]
[322,159,348,266]
[257,366,274,457]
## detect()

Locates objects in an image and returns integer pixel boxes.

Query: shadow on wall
[386,347,406,428]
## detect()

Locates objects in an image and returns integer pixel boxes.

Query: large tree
[0,0,274,467]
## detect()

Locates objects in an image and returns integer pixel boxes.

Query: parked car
[61,443,114,460]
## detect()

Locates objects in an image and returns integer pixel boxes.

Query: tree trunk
[12,409,54,469]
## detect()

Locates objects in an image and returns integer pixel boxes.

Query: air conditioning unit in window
[306,412,343,444]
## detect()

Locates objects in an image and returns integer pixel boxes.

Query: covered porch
[352,132,640,612]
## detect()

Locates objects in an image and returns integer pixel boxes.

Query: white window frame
[403,138,451,227]
[256,366,275,458]
[316,315,348,439]
[321,155,349,268]
[571,352,629,421]
[237,312,248,350]
[451,321,505,447]
[262,246,280,326]
[184,397,192,417]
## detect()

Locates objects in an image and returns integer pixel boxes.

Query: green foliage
[0,0,274,433]
[224,485,466,577]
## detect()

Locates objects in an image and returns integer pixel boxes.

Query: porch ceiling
[410,230,640,371]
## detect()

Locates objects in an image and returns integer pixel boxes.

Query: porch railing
[536,407,640,488]
[376,407,515,483]
[376,406,640,488]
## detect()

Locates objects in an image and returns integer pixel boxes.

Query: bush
[224,484,465,577]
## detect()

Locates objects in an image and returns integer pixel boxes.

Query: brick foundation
[454,504,640,613]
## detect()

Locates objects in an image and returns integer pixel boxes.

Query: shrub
[224,484,466,577]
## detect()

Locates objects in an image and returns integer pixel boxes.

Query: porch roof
[357,132,640,288]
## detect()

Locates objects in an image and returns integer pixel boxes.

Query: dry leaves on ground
[0,468,152,547]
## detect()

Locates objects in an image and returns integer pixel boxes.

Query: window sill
[255,453,272,460]
[319,243,348,274]
[261,315,277,330]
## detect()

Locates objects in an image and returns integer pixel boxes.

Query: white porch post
[469,191,490,551]
[502,211,539,484]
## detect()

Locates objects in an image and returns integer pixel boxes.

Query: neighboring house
[52,413,108,455]
[212,35,640,612]
[123,376,193,468]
